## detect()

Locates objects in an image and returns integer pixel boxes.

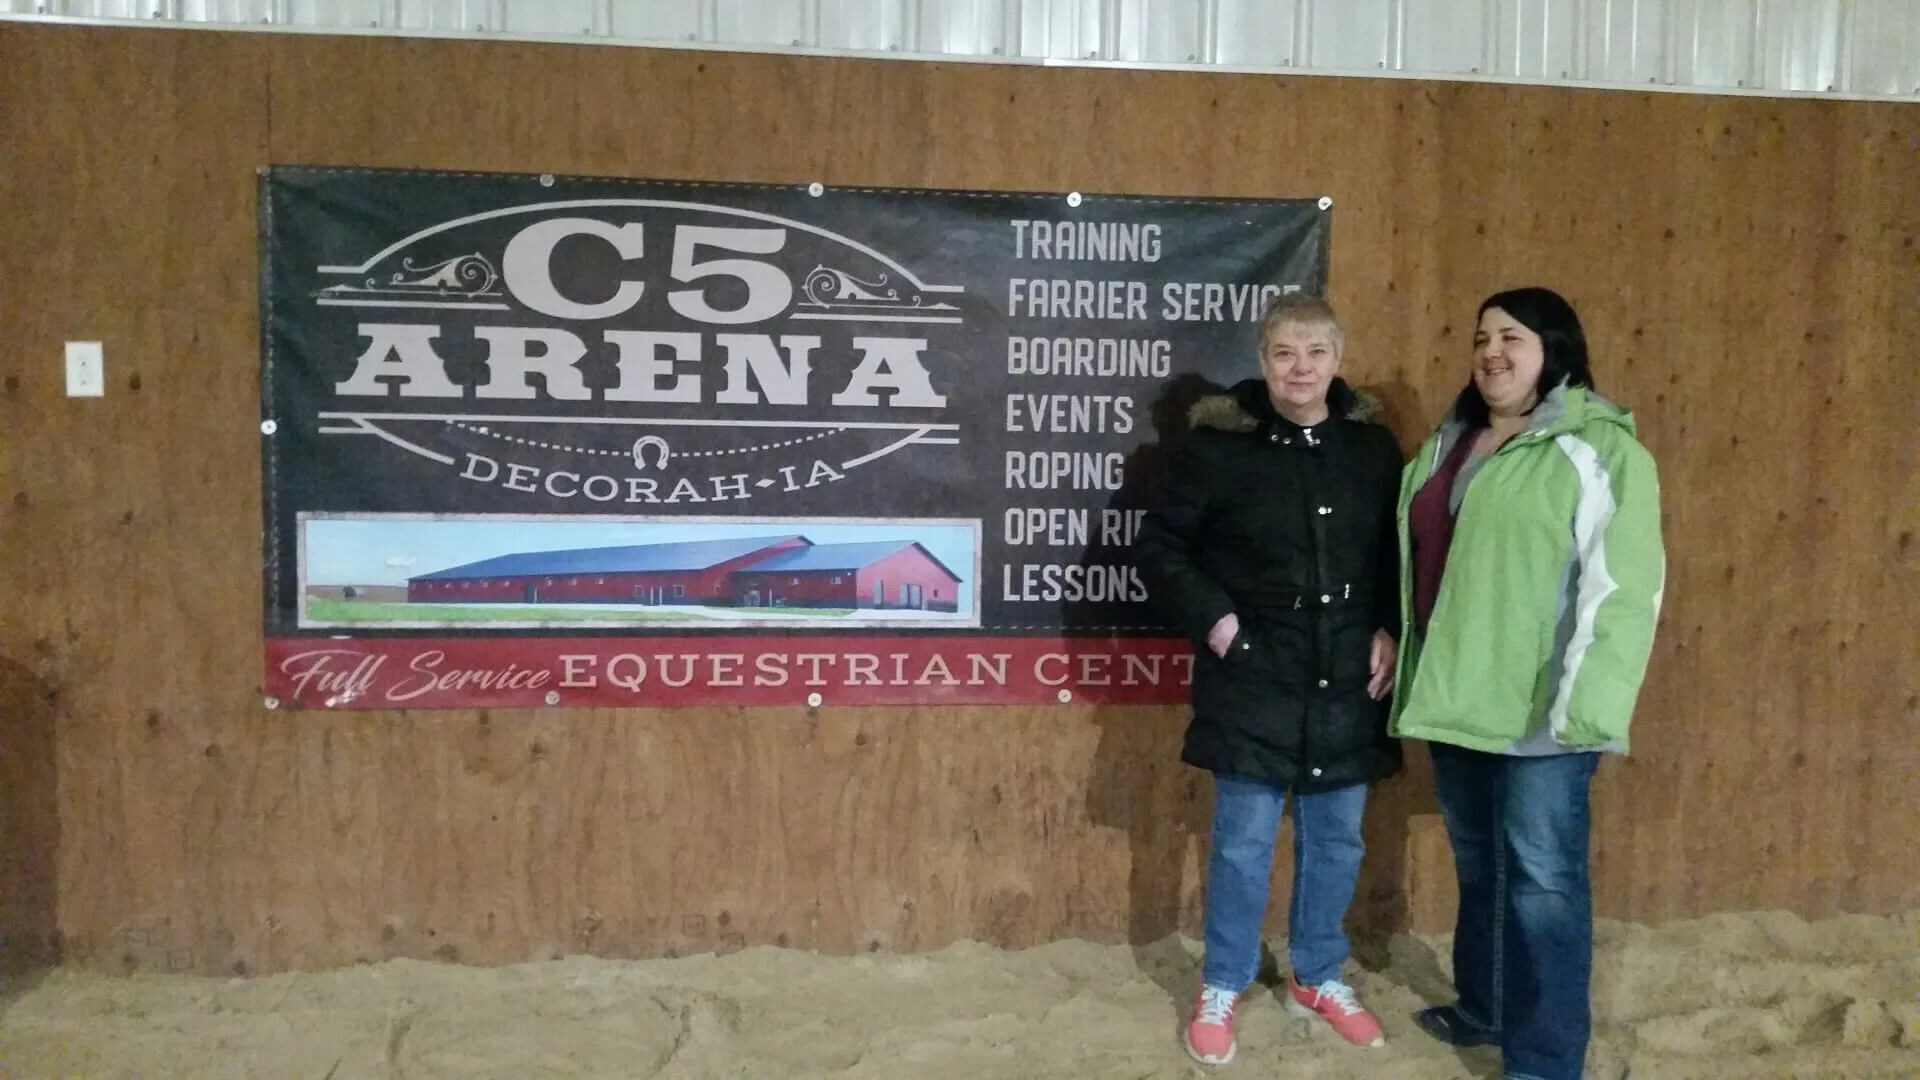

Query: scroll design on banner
[799,264,959,319]
[315,252,505,308]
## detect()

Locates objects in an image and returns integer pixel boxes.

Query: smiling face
[1472,306,1546,417]
[1260,319,1341,417]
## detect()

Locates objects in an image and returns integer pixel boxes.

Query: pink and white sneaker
[1184,984,1241,1065]
[1286,977,1386,1048]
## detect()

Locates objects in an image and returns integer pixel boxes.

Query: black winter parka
[1135,377,1404,793]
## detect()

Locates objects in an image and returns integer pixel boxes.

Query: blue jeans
[1430,743,1599,1080]
[1200,774,1368,991]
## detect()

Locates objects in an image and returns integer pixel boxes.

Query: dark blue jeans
[1429,743,1599,1080]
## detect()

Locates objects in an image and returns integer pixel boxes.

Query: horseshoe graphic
[631,435,672,470]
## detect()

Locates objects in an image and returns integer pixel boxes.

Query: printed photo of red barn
[729,540,961,612]
[406,534,963,612]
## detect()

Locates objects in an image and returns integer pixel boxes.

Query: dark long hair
[1451,286,1596,427]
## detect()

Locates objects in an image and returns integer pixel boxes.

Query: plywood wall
[1,23,1914,976]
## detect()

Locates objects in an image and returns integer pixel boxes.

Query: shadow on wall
[1350,374,1441,954]
[1079,370,1220,943]
[0,653,62,1013]
[1077,372,1450,975]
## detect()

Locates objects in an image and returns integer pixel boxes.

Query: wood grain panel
[0,23,1913,975]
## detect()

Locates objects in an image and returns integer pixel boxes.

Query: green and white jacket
[1390,385,1666,754]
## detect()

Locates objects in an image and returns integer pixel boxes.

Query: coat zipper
[1305,434,1332,780]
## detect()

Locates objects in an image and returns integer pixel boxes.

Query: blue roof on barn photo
[740,541,962,581]
[413,535,806,580]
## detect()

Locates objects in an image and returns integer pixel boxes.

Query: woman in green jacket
[1392,287,1665,1080]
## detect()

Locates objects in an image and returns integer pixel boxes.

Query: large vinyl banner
[259,166,1328,708]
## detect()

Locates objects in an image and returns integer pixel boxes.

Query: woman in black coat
[1136,295,1403,1065]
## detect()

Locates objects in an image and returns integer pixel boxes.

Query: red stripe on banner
[264,636,1195,709]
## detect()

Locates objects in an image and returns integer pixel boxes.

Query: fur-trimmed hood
[1187,377,1385,433]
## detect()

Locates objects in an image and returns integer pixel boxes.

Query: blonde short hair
[1258,294,1345,355]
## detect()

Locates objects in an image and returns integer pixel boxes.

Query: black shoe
[1414,1004,1499,1047]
